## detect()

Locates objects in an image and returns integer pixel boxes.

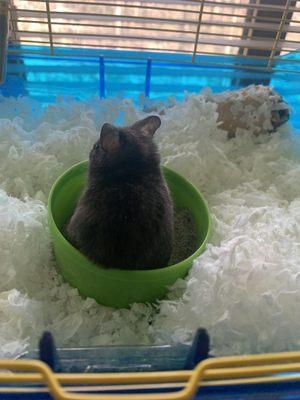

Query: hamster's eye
[94,143,100,150]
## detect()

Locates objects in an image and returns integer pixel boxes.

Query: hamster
[67,116,173,270]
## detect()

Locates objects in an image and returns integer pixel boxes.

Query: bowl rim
[48,160,211,282]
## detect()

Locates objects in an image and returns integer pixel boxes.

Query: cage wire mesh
[5,0,300,72]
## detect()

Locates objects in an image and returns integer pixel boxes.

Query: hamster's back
[67,116,173,269]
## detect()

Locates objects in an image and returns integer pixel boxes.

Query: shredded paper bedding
[0,86,299,358]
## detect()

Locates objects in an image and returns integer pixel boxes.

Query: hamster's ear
[100,123,120,152]
[131,116,161,137]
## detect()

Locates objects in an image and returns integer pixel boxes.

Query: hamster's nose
[271,103,290,130]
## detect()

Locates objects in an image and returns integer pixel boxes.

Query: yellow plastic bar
[1,350,300,385]
[0,359,196,400]
[2,374,300,395]
[0,370,190,385]
[1,361,300,385]
[0,351,300,400]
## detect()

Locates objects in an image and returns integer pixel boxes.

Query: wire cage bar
[0,0,9,83]
[5,0,300,72]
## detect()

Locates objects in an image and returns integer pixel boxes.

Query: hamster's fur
[67,116,173,270]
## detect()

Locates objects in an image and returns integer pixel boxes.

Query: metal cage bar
[6,0,300,73]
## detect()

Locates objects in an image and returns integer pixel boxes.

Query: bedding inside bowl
[169,206,197,265]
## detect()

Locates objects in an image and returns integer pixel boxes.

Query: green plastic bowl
[48,160,211,308]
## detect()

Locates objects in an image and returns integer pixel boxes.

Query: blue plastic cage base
[1,45,300,399]
[1,45,300,128]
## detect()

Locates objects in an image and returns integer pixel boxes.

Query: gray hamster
[67,116,173,269]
